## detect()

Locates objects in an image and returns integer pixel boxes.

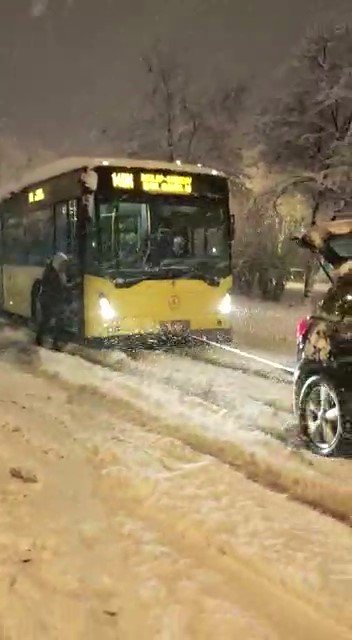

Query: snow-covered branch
[257,22,352,213]
[120,44,247,176]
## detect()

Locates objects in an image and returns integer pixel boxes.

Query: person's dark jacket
[39,260,68,311]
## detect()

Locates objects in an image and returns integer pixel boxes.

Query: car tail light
[296,316,310,341]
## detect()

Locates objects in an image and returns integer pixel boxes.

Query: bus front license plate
[161,321,190,336]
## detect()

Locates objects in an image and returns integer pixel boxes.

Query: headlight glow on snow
[99,296,115,321]
[218,293,232,314]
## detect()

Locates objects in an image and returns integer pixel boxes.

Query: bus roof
[0,156,227,201]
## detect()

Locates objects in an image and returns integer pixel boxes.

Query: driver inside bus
[148,224,172,266]
[35,252,71,350]
[172,227,188,257]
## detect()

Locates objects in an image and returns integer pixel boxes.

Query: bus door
[54,199,80,335]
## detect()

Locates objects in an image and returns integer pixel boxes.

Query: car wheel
[298,375,345,456]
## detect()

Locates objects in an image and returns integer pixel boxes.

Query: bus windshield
[97,197,230,279]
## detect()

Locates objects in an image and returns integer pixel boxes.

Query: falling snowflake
[31,0,49,17]
[30,0,74,18]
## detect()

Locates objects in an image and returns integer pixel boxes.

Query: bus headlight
[99,296,116,321]
[218,293,232,315]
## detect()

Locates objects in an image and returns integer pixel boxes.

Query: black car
[293,219,352,456]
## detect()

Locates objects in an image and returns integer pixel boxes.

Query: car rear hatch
[294,218,352,268]
[295,219,352,358]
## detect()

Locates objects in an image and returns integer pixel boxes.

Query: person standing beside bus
[35,252,70,350]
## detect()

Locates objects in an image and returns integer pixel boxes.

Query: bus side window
[68,200,77,254]
[54,200,78,256]
[3,213,27,264]
[54,202,69,254]
[24,208,53,265]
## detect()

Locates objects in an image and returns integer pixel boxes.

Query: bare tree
[253,23,352,296]
[135,47,193,163]
[257,22,352,221]
[125,44,247,177]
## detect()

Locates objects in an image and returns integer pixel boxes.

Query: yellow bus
[0,157,233,346]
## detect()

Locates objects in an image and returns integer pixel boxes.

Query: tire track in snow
[1,360,350,639]
[0,325,351,527]
[69,343,294,431]
[0,371,277,638]
[121,347,296,442]
[34,348,352,527]
[171,343,294,384]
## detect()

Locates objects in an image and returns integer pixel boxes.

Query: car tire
[298,375,347,457]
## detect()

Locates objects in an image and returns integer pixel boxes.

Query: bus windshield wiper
[185,269,220,286]
[112,266,221,288]
[159,265,220,286]
[112,274,154,288]
[112,270,176,288]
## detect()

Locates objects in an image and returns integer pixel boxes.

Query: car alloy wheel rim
[304,383,341,452]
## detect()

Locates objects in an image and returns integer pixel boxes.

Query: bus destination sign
[28,188,45,204]
[111,172,134,190]
[141,173,192,194]
[111,170,193,195]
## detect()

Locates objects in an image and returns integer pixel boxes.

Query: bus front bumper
[85,327,233,350]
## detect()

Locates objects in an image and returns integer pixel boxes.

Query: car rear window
[328,234,352,259]
[319,278,352,319]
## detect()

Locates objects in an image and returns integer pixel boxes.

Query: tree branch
[331,101,339,133]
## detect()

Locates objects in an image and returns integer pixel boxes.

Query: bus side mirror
[78,167,98,229]
[80,169,98,193]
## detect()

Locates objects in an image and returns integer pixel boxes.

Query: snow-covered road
[0,324,351,638]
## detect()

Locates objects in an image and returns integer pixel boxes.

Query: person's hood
[52,252,68,272]
[294,219,352,269]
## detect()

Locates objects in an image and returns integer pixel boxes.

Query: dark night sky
[0,0,350,154]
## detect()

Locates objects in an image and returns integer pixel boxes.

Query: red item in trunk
[296,316,310,340]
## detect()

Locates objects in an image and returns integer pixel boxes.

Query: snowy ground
[0,316,351,638]
[230,283,328,356]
